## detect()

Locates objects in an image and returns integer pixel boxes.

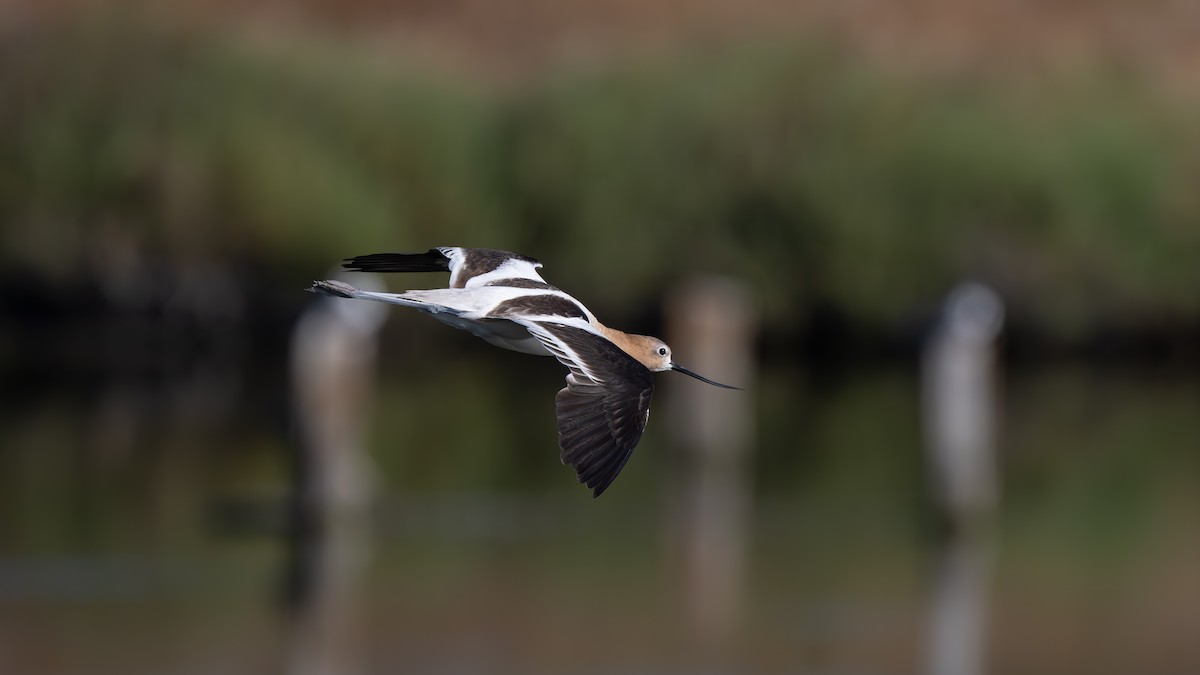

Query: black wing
[524,322,654,497]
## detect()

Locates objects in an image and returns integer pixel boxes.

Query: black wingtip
[308,279,358,298]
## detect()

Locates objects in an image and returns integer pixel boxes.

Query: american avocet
[308,246,740,497]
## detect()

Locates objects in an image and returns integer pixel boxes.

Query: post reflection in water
[4,284,1199,673]
[664,277,757,658]
[928,531,997,675]
[285,272,387,675]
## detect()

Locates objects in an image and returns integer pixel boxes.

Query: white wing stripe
[516,318,608,384]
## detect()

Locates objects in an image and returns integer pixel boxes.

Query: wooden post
[285,273,387,675]
[921,281,1004,675]
[664,276,756,653]
[921,281,1004,529]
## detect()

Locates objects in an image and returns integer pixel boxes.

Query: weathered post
[286,273,387,675]
[921,281,1004,675]
[664,276,756,652]
[921,281,1004,528]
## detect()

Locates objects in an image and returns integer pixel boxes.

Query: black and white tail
[341,247,546,290]
[342,249,450,274]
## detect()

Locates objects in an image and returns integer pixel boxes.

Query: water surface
[1,360,1196,674]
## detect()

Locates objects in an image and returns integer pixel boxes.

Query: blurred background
[1,1,1198,673]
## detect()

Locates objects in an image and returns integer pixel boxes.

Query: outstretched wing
[343,247,547,290]
[516,319,654,497]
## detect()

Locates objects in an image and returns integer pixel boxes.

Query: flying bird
[308,247,740,497]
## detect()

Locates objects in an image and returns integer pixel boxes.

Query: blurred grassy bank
[2,11,1198,352]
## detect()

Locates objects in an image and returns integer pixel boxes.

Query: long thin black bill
[670,362,742,390]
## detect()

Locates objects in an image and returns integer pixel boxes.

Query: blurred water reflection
[0,360,1197,674]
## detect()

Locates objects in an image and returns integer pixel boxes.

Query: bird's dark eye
[658,347,668,356]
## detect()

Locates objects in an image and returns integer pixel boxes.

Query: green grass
[3,13,1198,335]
